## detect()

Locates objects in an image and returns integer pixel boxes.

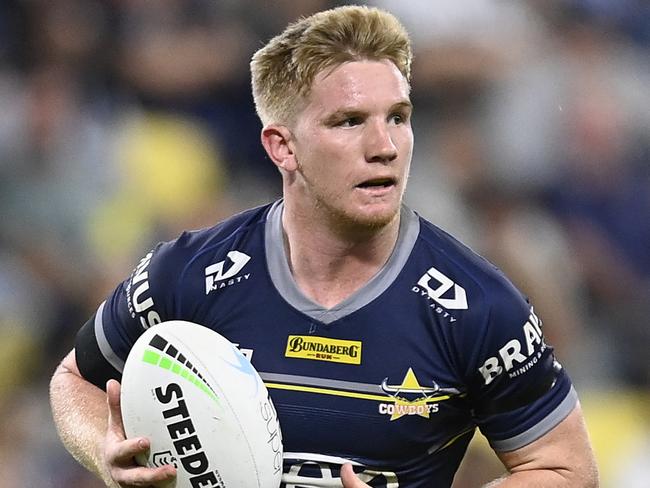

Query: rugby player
[50,5,599,487]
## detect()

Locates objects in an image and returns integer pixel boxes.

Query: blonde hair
[250,5,412,126]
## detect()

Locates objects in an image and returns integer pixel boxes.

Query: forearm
[49,356,114,487]
[487,405,599,488]
[483,469,588,487]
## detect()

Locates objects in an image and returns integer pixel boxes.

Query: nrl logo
[379,368,461,420]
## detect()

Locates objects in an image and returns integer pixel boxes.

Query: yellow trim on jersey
[438,427,475,451]
[264,382,456,403]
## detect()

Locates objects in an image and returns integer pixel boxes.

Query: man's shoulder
[135,202,274,288]
[413,213,527,311]
[157,203,273,260]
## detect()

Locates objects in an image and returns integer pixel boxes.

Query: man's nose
[365,121,397,163]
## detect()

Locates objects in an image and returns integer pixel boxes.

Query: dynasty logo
[285,336,362,365]
[204,250,251,295]
[379,368,461,420]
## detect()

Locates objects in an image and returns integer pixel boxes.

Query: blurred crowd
[0,1,648,486]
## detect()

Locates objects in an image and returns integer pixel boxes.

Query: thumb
[106,379,126,440]
[341,463,369,487]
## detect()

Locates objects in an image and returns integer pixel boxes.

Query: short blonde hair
[250,5,412,126]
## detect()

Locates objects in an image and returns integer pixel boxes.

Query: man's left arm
[486,402,598,487]
[341,403,598,488]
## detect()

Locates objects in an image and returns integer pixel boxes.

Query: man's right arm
[49,349,176,487]
[52,240,189,486]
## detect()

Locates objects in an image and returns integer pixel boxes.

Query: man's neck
[281,202,401,309]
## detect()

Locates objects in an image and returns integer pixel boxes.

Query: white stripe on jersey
[94,300,125,372]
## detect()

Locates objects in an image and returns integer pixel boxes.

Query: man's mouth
[356,177,396,189]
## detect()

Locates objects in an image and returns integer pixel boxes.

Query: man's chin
[337,203,400,231]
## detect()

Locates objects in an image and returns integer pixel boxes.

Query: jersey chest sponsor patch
[285,335,362,365]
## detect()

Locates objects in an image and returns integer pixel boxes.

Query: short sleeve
[463,283,577,452]
[75,238,185,387]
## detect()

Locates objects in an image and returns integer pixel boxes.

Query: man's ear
[261,125,298,172]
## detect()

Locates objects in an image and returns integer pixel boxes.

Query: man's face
[289,59,413,229]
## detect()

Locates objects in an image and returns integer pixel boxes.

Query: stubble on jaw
[293,158,403,236]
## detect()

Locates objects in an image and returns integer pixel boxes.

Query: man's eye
[390,113,405,125]
[339,117,362,127]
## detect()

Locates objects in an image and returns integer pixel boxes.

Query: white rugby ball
[121,320,283,488]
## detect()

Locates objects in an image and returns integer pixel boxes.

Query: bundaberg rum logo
[285,336,362,365]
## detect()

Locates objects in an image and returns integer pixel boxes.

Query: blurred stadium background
[0,0,648,486]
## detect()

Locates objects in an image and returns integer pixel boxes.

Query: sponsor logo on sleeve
[126,250,162,330]
[478,308,550,385]
[205,250,251,294]
[285,336,362,365]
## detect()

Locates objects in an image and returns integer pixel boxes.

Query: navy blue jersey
[76,200,577,487]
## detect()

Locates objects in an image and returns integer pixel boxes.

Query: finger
[107,437,150,465]
[106,379,126,439]
[112,463,177,487]
[105,379,151,465]
[341,463,369,487]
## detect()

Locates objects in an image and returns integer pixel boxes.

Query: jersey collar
[265,200,420,324]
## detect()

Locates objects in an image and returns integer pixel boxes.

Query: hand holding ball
[120,321,283,487]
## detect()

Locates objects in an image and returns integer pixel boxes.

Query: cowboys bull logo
[379,368,461,421]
